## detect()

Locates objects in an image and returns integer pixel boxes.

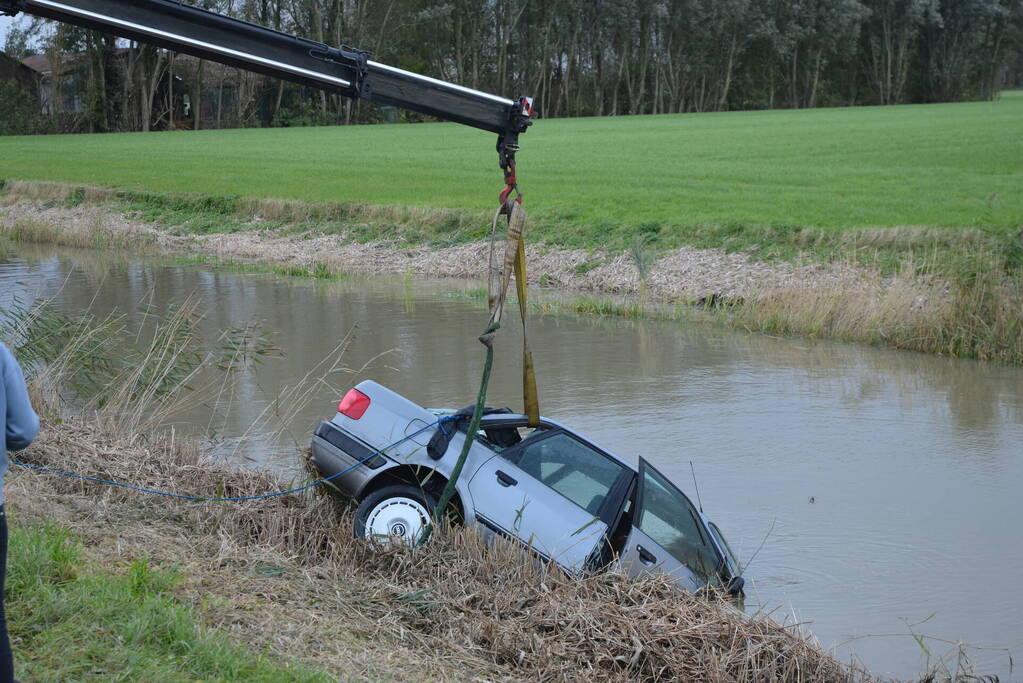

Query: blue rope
[10,418,448,503]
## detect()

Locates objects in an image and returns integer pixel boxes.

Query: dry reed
[0,179,117,205]
[0,178,484,235]
[734,255,1023,362]
[11,413,871,682]
[0,213,157,250]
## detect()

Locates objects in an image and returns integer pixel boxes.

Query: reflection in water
[2,244,1022,679]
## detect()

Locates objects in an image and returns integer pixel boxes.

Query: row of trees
[3,0,1022,134]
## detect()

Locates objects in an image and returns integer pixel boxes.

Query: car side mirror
[726,576,745,597]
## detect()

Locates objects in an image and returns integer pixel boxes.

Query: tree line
[2,0,1022,134]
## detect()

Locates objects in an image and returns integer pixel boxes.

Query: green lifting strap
[422,196,540,542]
[421,319,498,545]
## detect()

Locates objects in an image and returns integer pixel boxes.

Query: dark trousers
[0,504,12,683]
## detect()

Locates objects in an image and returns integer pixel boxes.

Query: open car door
[619,458,723,593]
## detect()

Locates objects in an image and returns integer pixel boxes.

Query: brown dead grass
[0,179,118,205]
[6,406,870,682]
[239,194,485,230]
[0,212,157,251]
[0,178,483,235]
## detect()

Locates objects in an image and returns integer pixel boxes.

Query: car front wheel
[354,484,436,547]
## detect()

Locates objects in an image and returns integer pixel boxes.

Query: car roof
[478,413,638,474]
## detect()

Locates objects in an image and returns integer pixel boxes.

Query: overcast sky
[0,15,15,49]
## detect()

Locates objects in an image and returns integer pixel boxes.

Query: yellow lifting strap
[487,200,541,427]
[514,238,540,426]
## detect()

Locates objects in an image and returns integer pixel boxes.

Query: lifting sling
[425,160,540,540]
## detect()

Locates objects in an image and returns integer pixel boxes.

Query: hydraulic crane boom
[2,0,545,468]
[1,0,533,165]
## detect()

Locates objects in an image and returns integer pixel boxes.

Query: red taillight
[338,389,370,420]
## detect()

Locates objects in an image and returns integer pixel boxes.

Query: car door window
[507,432,625,515]
[638,464,720,582]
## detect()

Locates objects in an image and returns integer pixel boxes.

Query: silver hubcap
[365,496,430,546]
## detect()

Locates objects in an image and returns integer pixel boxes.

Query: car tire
[354,484,437,547]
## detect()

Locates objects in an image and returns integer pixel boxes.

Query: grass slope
[2,93,1021,244]
[8,520,327,682]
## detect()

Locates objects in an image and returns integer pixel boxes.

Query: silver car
[309,380,744,596]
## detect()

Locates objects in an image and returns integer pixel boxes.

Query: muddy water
[3,245,1022,680]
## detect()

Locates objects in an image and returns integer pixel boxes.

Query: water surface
[2,245,1021,679]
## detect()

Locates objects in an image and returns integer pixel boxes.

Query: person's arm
[2,344,39,452]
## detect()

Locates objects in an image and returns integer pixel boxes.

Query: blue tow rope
[10,418,448,503]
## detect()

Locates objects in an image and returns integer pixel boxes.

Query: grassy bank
[9,440,863,682]
[8,521,326,682]
[3,180,1021,363]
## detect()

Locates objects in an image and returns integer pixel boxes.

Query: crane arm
[1,0,533,163]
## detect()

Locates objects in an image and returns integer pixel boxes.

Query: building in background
[0,50,38,99]
[2,48,246,133]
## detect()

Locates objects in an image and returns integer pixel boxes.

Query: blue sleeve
[3,343,39,452]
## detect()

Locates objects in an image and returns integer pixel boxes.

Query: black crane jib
[1,0,533,162]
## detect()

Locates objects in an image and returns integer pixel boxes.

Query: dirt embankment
[3,187,1021,364]
[0,199,875,302]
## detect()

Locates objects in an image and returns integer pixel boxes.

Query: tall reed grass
[731,249,1023,363]
[0,213,157,250]
[0,178,486,239]
[1,294,285,438]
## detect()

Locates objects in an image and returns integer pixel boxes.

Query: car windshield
[637,465,721,583]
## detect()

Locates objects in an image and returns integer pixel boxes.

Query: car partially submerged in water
[309,380,744,596]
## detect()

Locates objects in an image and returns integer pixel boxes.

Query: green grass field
[2,93,1021,246]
